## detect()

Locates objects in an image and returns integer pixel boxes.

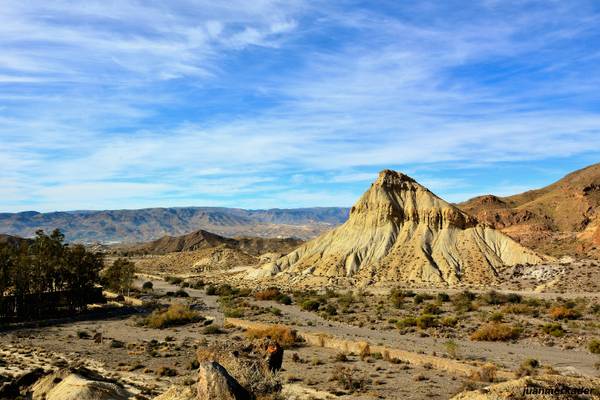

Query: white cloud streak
[1,1,599,211]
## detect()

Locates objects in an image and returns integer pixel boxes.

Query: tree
[103,258,135,295]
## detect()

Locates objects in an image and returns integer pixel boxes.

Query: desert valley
[1,164,599,399]
[2,2,600,399]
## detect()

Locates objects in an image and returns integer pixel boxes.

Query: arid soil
[2,276,599,399]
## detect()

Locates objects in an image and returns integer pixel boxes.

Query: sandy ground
[1,277,598,399]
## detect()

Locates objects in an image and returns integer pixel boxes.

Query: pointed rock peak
[374,169,417,187]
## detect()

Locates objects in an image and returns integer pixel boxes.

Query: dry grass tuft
[140,303,203,329]
[470,323,521,341]
[245,325,298,348]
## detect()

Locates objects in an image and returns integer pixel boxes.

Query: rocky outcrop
[30,367,132,400]
[459,162,600,258]
[197,362,253,400]
[249,170,544,285]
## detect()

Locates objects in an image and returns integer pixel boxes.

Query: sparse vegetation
[331,366,370,392]
[245,325,298,348]
[140,304,203,329]
[470,323,521,341]
[588,339,600,354]
[549,306,581,320]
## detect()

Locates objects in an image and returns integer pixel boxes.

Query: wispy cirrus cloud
[1,1,600,212]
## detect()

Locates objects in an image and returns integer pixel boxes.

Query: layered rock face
[459,162,600,258]
[250,170,543,285]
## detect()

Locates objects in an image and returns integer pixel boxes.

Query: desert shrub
[397,316,417,328]
[206,285,217,295]
[453,291,477,312]
[389,288,406,308]
[437,292,450,302]
[331,366,370,392]
[166,276,183,285]
[482,290,508,305]
[588,339,600,354]
[173,289,189,297]
[224,308,245,318]
[301,299,321,312]
[470,363,497,382]
[190,280,205,289]
[334,352,349,362]
[203,325,224,334]
[440,316,459,327]
[268,307,282,316]
[515,358,540,377]
[541,323,566,337]
[109,339,124,348]
[141,304,203,329]
[277,294,292,305]
[337,291,354,308]
[245,325,298,348]
[423,303,442,315]
[323,304,337,316]
[77,330,90,339]
[416,314,438,329]
[470,323,521,341]
[255,287,282,301]
[142,281,153,290]
[549,306,581,320]
[506,293,522,303]
[413,293,433,304]
[444,340,459,359]
[488,312,504,322]
[197,342,281,396]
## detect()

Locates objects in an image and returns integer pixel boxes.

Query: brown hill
[458,162,600,257]
[0,233,30,248]
[114,229,304,275]
[249,170,543,286]
[114,229,303,256]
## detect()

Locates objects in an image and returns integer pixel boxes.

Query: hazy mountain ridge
[0,207,349,243]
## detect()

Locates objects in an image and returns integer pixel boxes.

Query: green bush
[396,316,417,328]
[541,323,565,337]
[437,292,450,302]
[206,285,217,295]
[166,276,183,285]
[323,304,337,316]
[301,299,321,312]
[142,281,153,290]
[277,294,293,305]
[422,303,442,315]
[416,314,438,329]
[482,290,507,305]
[440,316,459,327]
[413,293,433,304]
[203,325,224,335]
[141,304,203,329]
[588,339,600,354]
[223,308,244,318]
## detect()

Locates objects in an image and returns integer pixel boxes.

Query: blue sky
[1,0,600,212]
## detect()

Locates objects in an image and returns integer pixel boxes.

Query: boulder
[197,361,253,400]
[31,367,132,400]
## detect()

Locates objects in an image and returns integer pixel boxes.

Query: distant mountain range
[0,207,349,243]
